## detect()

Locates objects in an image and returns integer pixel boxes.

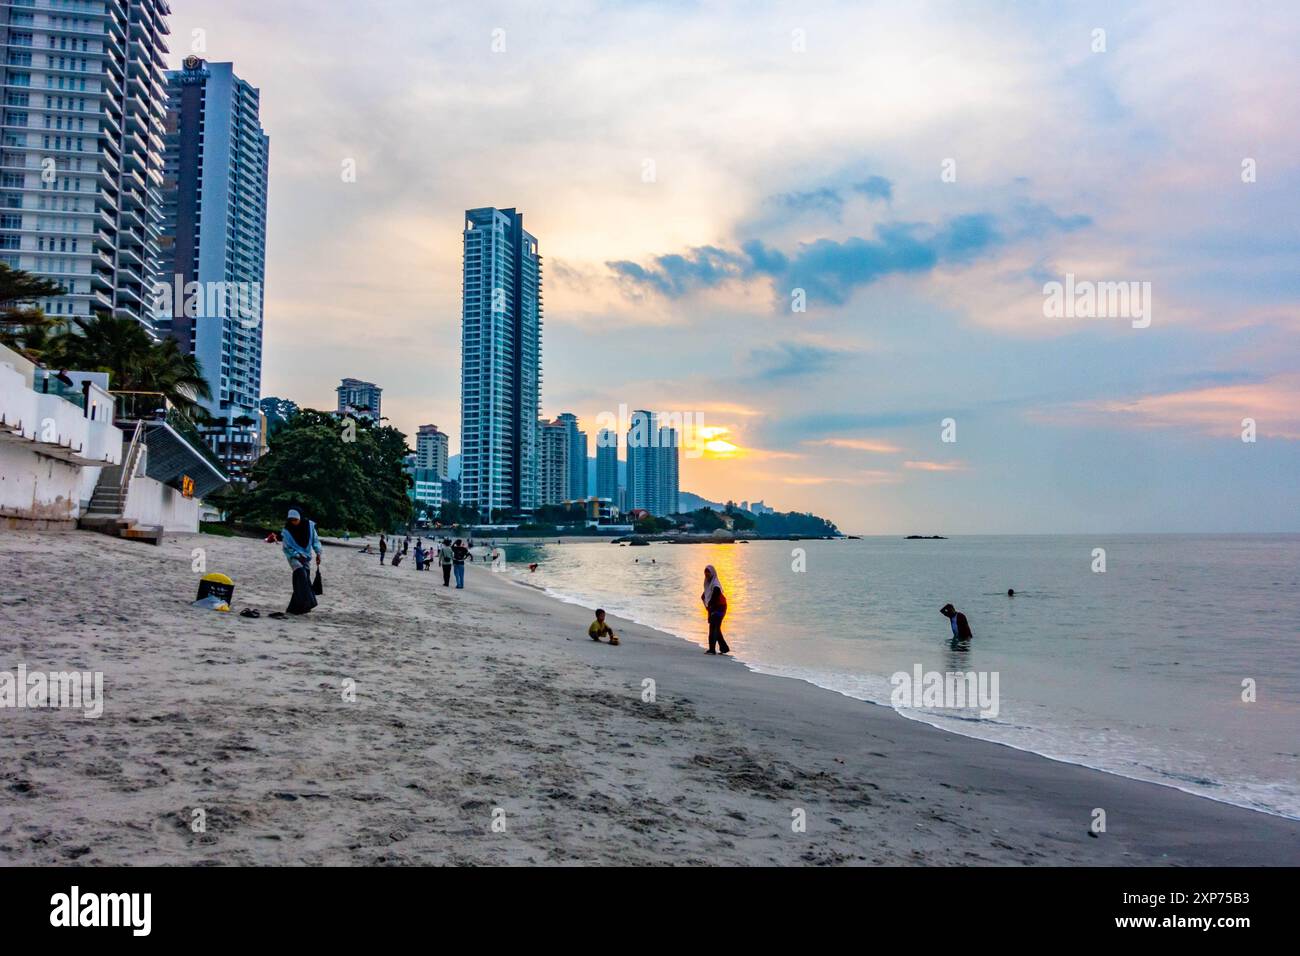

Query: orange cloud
[1034,374,1300,440]
[807,438,904,454]
[904,460,968,472]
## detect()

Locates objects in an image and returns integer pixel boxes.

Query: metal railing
[119,420,144,494]
[110,390,169,423]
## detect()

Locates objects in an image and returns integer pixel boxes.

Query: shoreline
[1,529,1297,865]
[497,559,1298,823]
[494,568,1300,825]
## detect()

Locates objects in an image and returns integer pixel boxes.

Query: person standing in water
[940,603,973,641]
[701,564,730,655]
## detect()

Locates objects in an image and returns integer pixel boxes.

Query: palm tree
[0,263,67,361]
[48,314,211,417]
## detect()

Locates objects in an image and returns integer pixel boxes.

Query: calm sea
[491,535,1300,819]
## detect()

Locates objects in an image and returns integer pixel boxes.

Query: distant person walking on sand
[282,509,321,615]
[452,539,471,589]
[701,564,730,655]
[439,538,454,587]
[941,603,973,642]
[588,608,619,646]
[379,534,388,565]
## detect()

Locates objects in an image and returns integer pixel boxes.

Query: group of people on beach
[277,510,967,658]
[587,564,730,655]
[277,511,487,617]
[363,533,473,587]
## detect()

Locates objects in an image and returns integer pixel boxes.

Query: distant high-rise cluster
[456,210,687,522]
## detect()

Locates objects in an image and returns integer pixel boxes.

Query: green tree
[0,263,67,361]
[231,410,413,534]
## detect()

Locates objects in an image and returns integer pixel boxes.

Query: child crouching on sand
[588,609,619,646]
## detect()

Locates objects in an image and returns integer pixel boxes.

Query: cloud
[904,460,969,472]
[807,438,904,454]
[768,187,845,220]
[1033,374,1300,440]
[851,176,894,201]
[747,342,848,381]
[608,200,1083,306]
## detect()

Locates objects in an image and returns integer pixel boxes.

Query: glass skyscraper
[459,207,541,517]
[158,57,269,479]
[595,428,619,503]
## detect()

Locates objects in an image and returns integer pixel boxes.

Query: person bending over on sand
[439,538,454,587]
[940,603,973,641]
[282,509,322,616]
[702,564,730,655]
[589,608,620,646]
[451,539,472,588]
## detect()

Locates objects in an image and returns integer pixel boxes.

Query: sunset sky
[169,1,1299,533]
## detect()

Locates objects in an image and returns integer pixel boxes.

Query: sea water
[494,535,1300,819]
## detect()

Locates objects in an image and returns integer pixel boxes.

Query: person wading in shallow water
[701,564,730,655]
[940,603,973,642]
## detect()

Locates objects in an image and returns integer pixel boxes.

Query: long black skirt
[287,564,318,615]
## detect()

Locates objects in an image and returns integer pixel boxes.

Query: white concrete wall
[0,443,102,523]
[122,447,200,533]
[1,351,122,467]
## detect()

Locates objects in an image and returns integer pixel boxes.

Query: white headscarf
[702,565,721,604]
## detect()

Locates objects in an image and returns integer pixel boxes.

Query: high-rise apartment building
[626,409,656,513]
[0,0,174,329]
[555,412,586,501]
[626,410,680,516]
[537,418,568,507]
[336,377,381,420]
[459,207,541,517]
[595,428,618,502]
[157,57,269,479]
[657,425,679,516]
[416,423,449,478]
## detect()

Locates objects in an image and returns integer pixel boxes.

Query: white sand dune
[1,529,1297,866]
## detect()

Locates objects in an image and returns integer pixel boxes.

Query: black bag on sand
[312,569,324,596]
[287,565,318,615]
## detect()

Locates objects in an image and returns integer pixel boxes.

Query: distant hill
[679,490,725,512]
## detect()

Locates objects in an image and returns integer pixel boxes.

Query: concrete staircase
[78,424,163,545]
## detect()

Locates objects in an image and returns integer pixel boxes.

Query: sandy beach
[1,528,1297,866]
